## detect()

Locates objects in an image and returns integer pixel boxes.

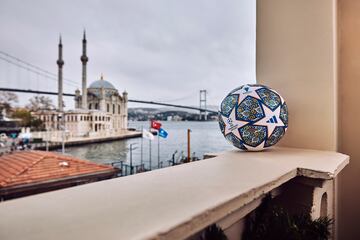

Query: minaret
[81,30,89,109]
[122,90,128,129]
[57,35,64,112]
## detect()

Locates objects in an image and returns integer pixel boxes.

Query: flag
[142,129,155,140]
[158,128,168,138]
[151,120,162,130]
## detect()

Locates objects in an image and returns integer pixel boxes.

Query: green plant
[199,224,228,240]
[242,195,332,240]
[11,109,45,131]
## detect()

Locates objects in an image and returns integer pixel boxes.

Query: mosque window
[107,104,110,112]
[118,105,120,114]
[89,103,92,109]
[95,103,98,110]
[113,104,115,114]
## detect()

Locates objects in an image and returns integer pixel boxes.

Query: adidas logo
[266,116,278,124]
[242,85,252,94]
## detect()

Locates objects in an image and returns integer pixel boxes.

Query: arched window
[95,103,98,110]
[113,104,115,114]
[89,103,92,109]
[118,105,121,114]
[107,104,110,112]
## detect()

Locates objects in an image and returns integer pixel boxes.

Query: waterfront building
[34,32,128,138]
[0,110,21,136]
[0,151,119,201]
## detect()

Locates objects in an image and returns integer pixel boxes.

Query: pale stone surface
[0,147,348,240]
[256,0,338,151]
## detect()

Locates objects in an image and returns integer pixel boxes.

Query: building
[34,32,128,138]
[0,151,119,201]
[0,110,21,136]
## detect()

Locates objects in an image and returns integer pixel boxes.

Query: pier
[31,130,157,150]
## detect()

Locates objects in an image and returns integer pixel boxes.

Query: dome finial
[100,73,104,80]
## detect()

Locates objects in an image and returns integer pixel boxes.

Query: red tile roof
[0,151,117,188]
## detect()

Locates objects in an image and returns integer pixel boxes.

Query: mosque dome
[88,78,116,90]
[87,74,118,98]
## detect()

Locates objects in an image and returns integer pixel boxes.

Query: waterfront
[57,121,234,169]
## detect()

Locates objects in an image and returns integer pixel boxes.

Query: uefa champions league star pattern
[218,84,288,151]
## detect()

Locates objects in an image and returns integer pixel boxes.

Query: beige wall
[337,0,360,238]
[257,0,360,238]
[256,0,338,151]
[256,0,354,238]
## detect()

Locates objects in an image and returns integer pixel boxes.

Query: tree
[11,108,45,131]
[26,96,55,111]
[0,92,18,114]
[11,109,31,126]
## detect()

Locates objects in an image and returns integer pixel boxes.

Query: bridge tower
[81,30,89,109]
[57,35,64,112]
[199,90,207,121]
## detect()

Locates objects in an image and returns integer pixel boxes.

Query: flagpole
[149,127,152,171]
[187,129,191,163]
[141,125,143,167]
[158,133,160,168]
[149,139,152,170]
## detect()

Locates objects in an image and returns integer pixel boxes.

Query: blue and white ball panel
[218,84,288,151]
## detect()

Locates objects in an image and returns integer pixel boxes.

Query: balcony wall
[256,0,347,238]
[337,0,360,238]
[257,0,360,238]
[0,147,348,240]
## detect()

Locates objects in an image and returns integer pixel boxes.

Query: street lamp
[172,150,178,166]
[58,113,65,154]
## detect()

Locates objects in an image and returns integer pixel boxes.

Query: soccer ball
[218,84,288,151]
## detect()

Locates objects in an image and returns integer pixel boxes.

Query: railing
[0,147,349,240]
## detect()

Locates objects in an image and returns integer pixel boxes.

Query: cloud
[0,0,256,108]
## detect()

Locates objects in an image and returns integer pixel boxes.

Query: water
[59,121,234,169]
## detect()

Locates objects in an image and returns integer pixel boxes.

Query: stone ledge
[0,147,349,240]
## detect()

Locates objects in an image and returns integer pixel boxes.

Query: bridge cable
[0,55,78,88]
[0,50,78,86]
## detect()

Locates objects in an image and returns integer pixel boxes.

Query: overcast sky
[0,0,256,109]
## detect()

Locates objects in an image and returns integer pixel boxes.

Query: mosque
[34,32,128,138]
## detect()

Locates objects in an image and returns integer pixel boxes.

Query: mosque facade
[34,32,128,138]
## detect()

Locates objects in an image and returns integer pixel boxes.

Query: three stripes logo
[242,85,252,94]
[266,115,278,124]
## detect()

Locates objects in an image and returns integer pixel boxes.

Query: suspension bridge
[0,50,216,114]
